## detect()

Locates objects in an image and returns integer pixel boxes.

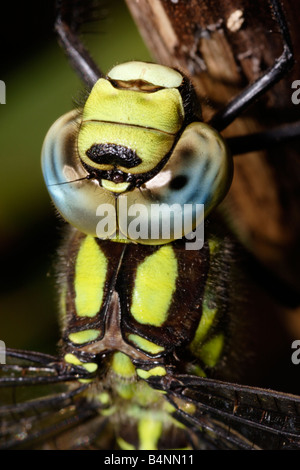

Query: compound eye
[116,122,233,245]
[145,122,233,217]
[41,110,117,237]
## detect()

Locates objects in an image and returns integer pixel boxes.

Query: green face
[41,61,233,243]
[78,78,184,178]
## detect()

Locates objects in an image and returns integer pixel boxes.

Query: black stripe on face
[86,143,142,168]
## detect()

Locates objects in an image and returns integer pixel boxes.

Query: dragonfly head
[42,61,233,243]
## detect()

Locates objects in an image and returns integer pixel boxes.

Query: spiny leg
[209,0,294,132]
[55,0,103,88]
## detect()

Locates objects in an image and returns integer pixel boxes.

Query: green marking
[134,381,162,407]
[109,234,131,244]
[189,364,207,377]
[97,392,111,405]
[64,353,82,366]
[83,362,98,373]
[125,404,176,432]
[116,382,134,400]
[190,304,218,355]
[199,333,225,368]
[131,245,178,326]
[68,329,100,344]
[170,416,186,430]
[74,236,107,317]
[208,237,219,255]
[128,333,164,354]
[138,417,163,450]
[111,352,136,378]
[101,406,117,417]
[101,180,130,193]
[117,437,136,451]
[189,235,226,367]
[163,400,176,414]
[64,353,98,373]
[137,366,166,379]
[59,284,67,326]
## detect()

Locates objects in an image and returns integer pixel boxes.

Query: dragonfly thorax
[60,231,226,381]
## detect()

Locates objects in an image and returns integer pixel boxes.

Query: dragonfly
[1,0,300,450]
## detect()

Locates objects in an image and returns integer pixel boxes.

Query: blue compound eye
[144,122,233,218]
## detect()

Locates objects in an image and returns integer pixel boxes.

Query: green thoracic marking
[74,236,107,317]
[189,364,207,377]
[64,353,82,366]
[100,406,117,417]
[59,284,67,327]
[116,376,167,403]
[117,437,136,451]
[131,245,178,326]
[199,333,225,368]
[64,353,98,373]
[189,235,225,368]
[68,329,100,344]
[97,392,111,405]
[82,362,99,373]
[134,381,163,407]
[190,304,218,356]
[136,367,166,379]
[208,237,219,255]
[128,334,164,354]
[111,352,136,378]
[138,416,163,450]
[115,382,135,400]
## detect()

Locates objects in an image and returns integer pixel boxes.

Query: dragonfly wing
[148,373,300,450]
[0,348,104,449]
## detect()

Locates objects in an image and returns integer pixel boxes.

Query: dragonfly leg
[209,0,294,132]
[54,0,103,88]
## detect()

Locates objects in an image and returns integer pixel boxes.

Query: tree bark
[125,0,300,294]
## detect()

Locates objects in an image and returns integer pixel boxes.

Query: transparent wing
[148,373,300,450]
[0,348,106,449]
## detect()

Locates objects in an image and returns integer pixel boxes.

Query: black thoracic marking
[86,143,142,168]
